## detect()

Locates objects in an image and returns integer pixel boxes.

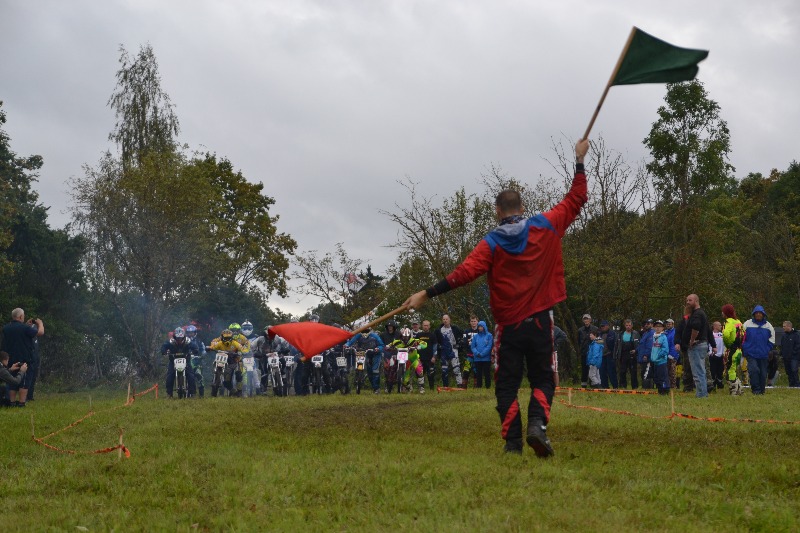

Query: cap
[665,318,675,324]
[582,314,591,320]
[599,320,609,326]
[653,319,664,326]
[645,318,654,323]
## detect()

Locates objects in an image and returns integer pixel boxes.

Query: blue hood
[484,215,555,254]
[477,321,488,334]
[751,305,767,323]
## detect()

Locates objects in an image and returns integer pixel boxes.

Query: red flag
[268,322,352,357]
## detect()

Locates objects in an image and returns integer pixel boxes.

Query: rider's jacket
[387,338,428,364]
[161,338,198,360]
[233,334,251,353]
[346,332,384,352]
[208,338,245,363]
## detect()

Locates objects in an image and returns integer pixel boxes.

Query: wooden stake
[155,384,158,400]
[118,428,124,461]
[30,414,35,438]
[568,388,573,406]
[670,388,675,416]
[582,26,638,140]
[89,395,92,412]
[127,382,131,405]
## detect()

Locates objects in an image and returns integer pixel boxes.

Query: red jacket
[441,170,586,326]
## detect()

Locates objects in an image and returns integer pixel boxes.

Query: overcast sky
[1,0,797,317]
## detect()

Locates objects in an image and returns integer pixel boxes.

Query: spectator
[664,318,679,389]
[637,319,654,389]
[414,320,437,390]
[470,320,493,389]
[463,315,481,388]
[650,320,670,395]
[586,333,603,388]
[721,304,744,387]
[578,314,598,388]
[435,314,464,388]
[1,351,28,407]
[615,319,639,389]
[780,321,800,388]
[741,305,774,395]
[1,308,44,407]
[710,321,725,390]
[674,305,694,392]
[598,320,618,389]
[767,348,781,387]
[685,294,711,398]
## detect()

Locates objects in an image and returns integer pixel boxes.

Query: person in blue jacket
[470,320,494,389]
[346,328,385,393]
[741,305,775,395]
[637,319,655,388]
[650,320,670,395]
[587,334,603,387]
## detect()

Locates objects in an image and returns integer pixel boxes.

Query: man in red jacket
[404,139,589,457]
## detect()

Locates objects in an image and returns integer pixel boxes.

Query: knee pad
[415,365,423,377]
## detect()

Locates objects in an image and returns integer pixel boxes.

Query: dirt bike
[211,351,231,397]
[353,349,368,394]
[282,353,295,396]
[310,354,325,395]
[265,352,284,397]
[332,352,350,394]
[396,347,409,393]
[174,356,189,399]
[242,355,258,397]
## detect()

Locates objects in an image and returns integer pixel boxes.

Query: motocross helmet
[185,324,197,338]
[386,320,397,333]
[221,329,233,342]
[241,320,254,336]
[174,327,186,339]
[309,314,320,323]
[229,323,242,335]
[400,327,412,343]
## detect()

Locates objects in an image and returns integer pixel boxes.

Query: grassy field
[1,384,799,532]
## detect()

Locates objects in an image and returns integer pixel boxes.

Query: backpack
[731,322,744,350]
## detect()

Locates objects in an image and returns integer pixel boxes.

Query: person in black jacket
[435,314,464,388]
[1,351,27,407]
[780,321,800,387]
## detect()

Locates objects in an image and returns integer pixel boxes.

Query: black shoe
[503,439,523,455]
[526,421,554,458]
[17,402,26,408]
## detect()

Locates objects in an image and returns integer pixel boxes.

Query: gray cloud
[2,0,797,316]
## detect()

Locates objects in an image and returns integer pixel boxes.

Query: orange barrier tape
[556,387,660,396]
[558,399,668,420]
[33,437,131,457]
[436,386,467,393]
[33,383,157,458]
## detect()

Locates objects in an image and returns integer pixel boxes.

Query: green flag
[611,27,709,86]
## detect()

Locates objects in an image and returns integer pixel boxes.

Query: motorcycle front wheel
[177,371,185,399]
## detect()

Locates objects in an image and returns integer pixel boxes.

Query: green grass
[2,385,799,532]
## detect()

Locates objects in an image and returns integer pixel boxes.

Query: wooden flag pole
[351,305,408,336]
[582,26,638,140]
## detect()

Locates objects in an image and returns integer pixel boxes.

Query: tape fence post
[670,388,675,417]
[118,428,124,461]
[568,388,572,405]
[30,414,35,438]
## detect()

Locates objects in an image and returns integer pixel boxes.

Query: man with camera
[1,308,44,407]
[1,351,28,407]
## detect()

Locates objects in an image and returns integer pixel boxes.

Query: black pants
[474,361,492,388]
[580,349,590,385]
[495,309,555,443]
[618,356,638,389]
[421,358,436,389]
[709,356,724,389]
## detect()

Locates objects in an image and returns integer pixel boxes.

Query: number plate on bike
[174,357,187,371]
[268,355,280,368]
[356,355,365,368]
[283,356,294,366]
[397,350,409,363]
[336,356,347,367]
[215,353,228,365]
[243,357,255,371]
[311,355,324,365]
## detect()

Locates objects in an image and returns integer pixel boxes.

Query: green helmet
[229,323,242,334]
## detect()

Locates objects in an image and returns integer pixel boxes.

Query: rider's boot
[418,377,425,394]
[211,385,218,397]
[198,385,204,398]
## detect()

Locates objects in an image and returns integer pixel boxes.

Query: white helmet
[241,320,254,336]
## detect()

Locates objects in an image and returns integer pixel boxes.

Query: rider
[185,324,206,397]
[240,320,260,396]
[208,328,246,397]
[345,327,384,393]
[160,327,198,398]
[381,320,402,393]
[252,325,290,395]
[228,323,250,394]
[387,327,428,393]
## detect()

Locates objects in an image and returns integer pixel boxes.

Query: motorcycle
[242,354,258,397]
[174,356,189,399]
[310,354,325,394]
[353,349,368,394]
[265,352,285,397]
[191,353,205,397]
[282,352,295,396]
[211,351,231,397]
[332,352,350,394]
[396,347,409,393]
